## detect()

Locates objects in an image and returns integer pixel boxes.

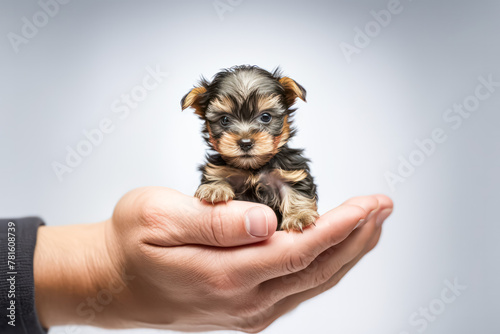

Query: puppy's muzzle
[238,138,254,152]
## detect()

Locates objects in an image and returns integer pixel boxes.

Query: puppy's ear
[279,77,307,105]
[181,86,207,117]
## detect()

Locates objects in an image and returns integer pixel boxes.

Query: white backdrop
[1,1,499,333]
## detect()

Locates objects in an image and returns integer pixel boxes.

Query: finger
[281,227,381,310]
[371,193,394,211]
[372,194,394,227]
[237,230,383,333]
[344,193,393,229]
[133,187,278,247]
[261,228,382,328]
[257,218,381,305]
[227,195,380,284]
[269,256,362,325]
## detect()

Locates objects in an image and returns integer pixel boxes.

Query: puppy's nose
[238,138,254,152]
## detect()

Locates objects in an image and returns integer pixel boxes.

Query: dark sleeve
[0,217,47,334]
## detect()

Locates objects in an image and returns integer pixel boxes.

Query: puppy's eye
[259,113,272,124]
[220,116,230,127]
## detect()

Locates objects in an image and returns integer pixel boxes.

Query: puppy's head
[181,65,306,169]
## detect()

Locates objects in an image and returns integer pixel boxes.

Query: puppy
[181,65,318,231]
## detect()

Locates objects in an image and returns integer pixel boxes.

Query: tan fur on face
[208,96,234,114]
[216,131,276,169]
[205,123,219,150]
[208,99,292,170]
[225,155,274,170]
[209,116,291,169]
[275,115,290,149]
[257,94,282,111]
[250,131,277,157]
[218,132,243,158]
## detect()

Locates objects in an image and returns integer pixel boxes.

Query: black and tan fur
[181,65,318,231]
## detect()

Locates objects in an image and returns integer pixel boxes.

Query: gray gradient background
[1,0,499,333]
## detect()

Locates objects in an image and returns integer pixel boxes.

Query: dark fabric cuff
[0,217,47,334]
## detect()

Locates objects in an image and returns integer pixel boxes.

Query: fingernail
[245,207,269,237]
[376,209,393,227]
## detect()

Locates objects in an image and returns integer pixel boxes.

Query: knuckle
[136,191,161,223]
[138,202,158,223]
[138,203,167,234]
[246,322,272,333]
[284,250,314,274]
[250,294,279,318]
[234,302,265,319]
[314,267,334,287]
[206,205,225,246]
[229,289,275,326]
[345,195,379,210]
[315,256,344,287]
[343,203,370,222]
[238,312,274,333]
[239,323,262,334]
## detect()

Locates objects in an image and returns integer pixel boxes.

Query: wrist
[34,220,121,328]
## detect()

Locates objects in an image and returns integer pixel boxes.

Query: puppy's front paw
[281,209,319,232]
[195,183,234,204]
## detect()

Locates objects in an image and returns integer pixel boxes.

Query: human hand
[34,187,393,332]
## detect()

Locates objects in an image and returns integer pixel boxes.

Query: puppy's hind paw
[280,210,319,232]
[195,183,235,204]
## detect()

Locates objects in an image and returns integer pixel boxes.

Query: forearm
[34,221,121,328]
[0,218,47,333]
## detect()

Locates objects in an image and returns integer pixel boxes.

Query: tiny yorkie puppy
[181,65,318,231]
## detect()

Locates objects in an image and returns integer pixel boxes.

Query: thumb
[141,188,278,247]
[188,199,278,247]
